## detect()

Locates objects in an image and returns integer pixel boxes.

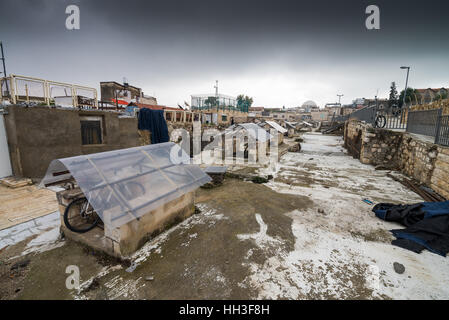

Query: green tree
[237,94,253,112]
[204,96,217,108]
[398,88,417,108]
[388,82,398,107]
[434,92,448,101]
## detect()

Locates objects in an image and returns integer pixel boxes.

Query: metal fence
[406,109,442,137]
[348,106,376,123]
[435,115,449,146]
[333,114,349,122]
[402,108,449,147]
[334,105,449,147]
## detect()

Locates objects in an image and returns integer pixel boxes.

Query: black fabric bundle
[373,201,449,256]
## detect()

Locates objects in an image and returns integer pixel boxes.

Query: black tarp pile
[138,108,170,144]
[373,201,449,256]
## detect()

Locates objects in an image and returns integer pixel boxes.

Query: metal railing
[338,104,449,147]
[0,74,98,108]
[376,108,408,130]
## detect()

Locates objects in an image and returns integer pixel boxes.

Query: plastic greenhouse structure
[41,142,211,257]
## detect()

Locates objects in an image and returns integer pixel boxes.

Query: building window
[80,116,103,145]
[222,115,227,122]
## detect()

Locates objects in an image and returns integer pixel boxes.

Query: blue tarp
[138,108,170,144]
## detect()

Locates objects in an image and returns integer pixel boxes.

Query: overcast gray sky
[0,0,448,108]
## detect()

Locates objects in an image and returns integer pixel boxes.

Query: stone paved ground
[0,184,59,230]
[1,133,448,300]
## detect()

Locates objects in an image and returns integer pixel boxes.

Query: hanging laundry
[138,108,170,144]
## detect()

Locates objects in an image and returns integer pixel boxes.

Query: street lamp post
[0,41,9,94]
[400,66,410,109]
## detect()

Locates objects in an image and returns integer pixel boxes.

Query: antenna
[337,94,344,106]
[214,80,219,109]
[214,80,218,96]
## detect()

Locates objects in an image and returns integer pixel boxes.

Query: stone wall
[344,119,402,166]
[410,98,449,115]
[344,119,364,159]
[344,119,449,199]
[431,147,449,199]
[397,136,438,185]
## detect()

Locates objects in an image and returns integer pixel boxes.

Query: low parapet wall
[344,119,449,199]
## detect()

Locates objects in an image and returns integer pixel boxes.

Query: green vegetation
[236,94,253,112]
[398,87,417,108]
[204,96,217,107]
[434,92,448,101]
[388,82,398,107]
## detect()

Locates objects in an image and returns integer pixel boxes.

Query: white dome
[301,100,317,108]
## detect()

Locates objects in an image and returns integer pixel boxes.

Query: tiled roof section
[415,88,448,93]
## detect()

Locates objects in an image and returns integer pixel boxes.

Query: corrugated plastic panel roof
[237,123,273,143]
[265,121,288,134]
[40,143,211,228]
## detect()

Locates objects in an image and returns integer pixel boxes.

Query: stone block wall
[344,119,364,159]
[431,147,449,199]
[344,119,402,167]
[397,136,438,185]
[360,127,402,167]
[410,98,449,115]
[344,119,449,199]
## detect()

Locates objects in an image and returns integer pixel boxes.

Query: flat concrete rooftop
[1,133,448,299]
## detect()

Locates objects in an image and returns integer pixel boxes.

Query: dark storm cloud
[79,0,449,47]
[0,0,448,107]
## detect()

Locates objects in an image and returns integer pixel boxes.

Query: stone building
[415,88,449,105]
[311,110,330,122]
[100,81,157,106]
